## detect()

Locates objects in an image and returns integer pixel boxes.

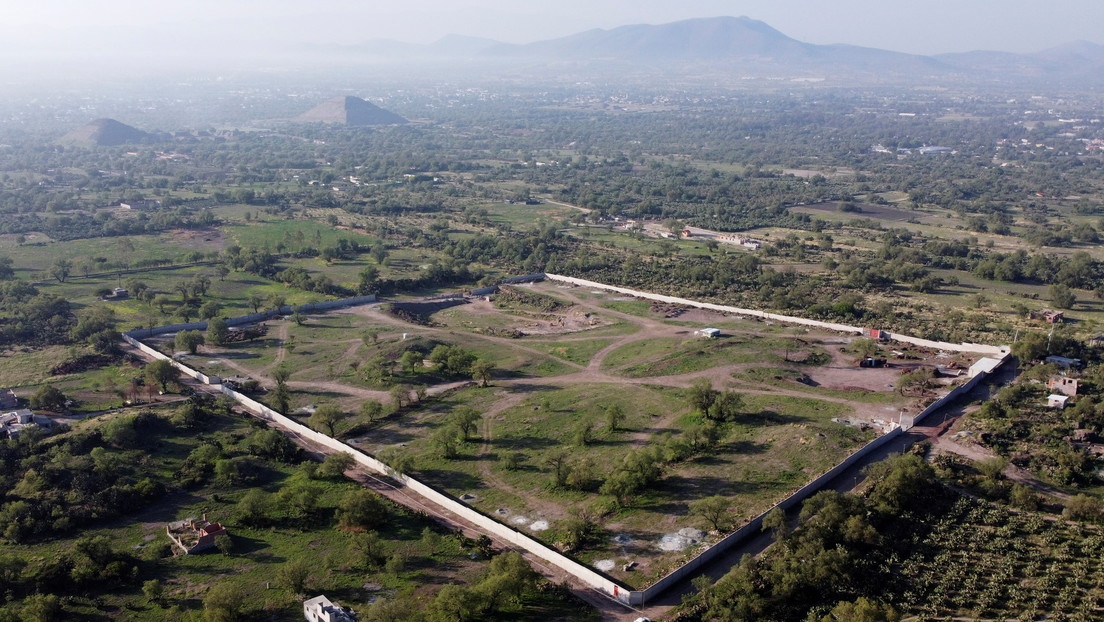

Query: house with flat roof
[304,595,355,622]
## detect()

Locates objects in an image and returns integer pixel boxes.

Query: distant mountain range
[313,16,1104,84]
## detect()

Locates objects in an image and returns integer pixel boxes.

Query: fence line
[121,275,1010,606]
[543,273,1009,356]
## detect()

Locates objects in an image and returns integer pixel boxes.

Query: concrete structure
[303,595,355,622]
[1047,376,1079,397]
[166,515,227,554]
[1045,356,1082,370]
[968,357,1005,378]
[696,328,720,338]
[1048,394,1070,409]
[0,409,52,438]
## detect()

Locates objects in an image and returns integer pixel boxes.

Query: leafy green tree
[203,582,246,622]
[277,558,312,595]
[431,425,462,459]
[360,399,384,424]
[689,378,718,412]
[29,384,67,411]
[145,359,180,392]
[50,258,71,283]
[309,403,346,437]
[235,489,271,527]
[355,530,388,570]
[691,495,734,532]
[20,593,61,622]
[247,294,264,313]
[471,358,494,387]
[206,317,229,346]
[319,452,355,479]
[815,597,899,622]
[427,584,483,622]
[200,301,222,320]
[175,330,204,354]
[1049,283,1076,309]
[214,533,233,556]
[449,407,481,441]
[604,403,625,433]
[336,489,388,531]
[399,350,422,374]
[706,390,744,422]
[544,449,572,488]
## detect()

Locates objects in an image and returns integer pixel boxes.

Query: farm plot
[182,282,947,588]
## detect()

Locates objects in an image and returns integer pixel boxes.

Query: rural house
[1047,376,1079,397]
[303,595,356,622]
[1047,394,1071,409]
[0,409,53,439]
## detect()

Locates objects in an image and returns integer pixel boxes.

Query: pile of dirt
[650,302,690,318]
[494,286,567,313]
[51,353,119,376]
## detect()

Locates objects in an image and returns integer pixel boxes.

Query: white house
[1047,394,1070,409]
[304,595,355,622]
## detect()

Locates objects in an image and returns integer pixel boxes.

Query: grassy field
[181,282,916,588]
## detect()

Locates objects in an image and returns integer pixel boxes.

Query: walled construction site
[125,273,1009,609]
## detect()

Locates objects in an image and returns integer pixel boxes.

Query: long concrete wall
[543,273,1008,356]
[121,334,634,604]
[122,276,1011,608]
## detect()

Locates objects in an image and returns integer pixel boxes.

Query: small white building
[696,328,721,339]
[968,357,1004,378]
[1047,394,1070,409]
[304,595,355,622]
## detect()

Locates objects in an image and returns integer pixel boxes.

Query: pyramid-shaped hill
[297,96,407,126]
[59,118,153,146]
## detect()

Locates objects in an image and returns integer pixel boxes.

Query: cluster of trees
[684,454,942,621]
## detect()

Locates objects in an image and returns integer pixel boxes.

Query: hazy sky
[2,0,1101,59]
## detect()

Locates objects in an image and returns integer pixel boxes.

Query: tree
[207,317,229,346]
[1049,283,1076,309]
[145,359,180,392]
[267,294,286,313]
[175,330,205,354]
[214,533,233,556]
[291,310,306,326]
[247,293,264,314]
[153,295,173,314]
[450,407,481,441]
[310,403,346,437]
[471,358,494,387]
[390,385,410,409]
[203,582,246,622]
[544,450,572,488]
[689,378,718,412]
[431,425,462,459]
[50,258,71,283]
[605,403,625,433]
[706,390,744,422]
[29,384,67,412]
[399,350,422,374]
[355,531,387,570]
[277,558,312,595]
[319,452,355,479]
[427,584,482,622]
[359,399,384,424]
[200,301,222,320]
[20,593,62,622]
[691,495,734,532]
[235,489,271,527]
[817,597,899,622]
[336,489,388,531]
[761,506,788,539]
[573,420,595,446]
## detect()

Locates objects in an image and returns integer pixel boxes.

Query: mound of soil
[51,353,118,376]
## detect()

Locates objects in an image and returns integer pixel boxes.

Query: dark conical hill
[296,96,407,126]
